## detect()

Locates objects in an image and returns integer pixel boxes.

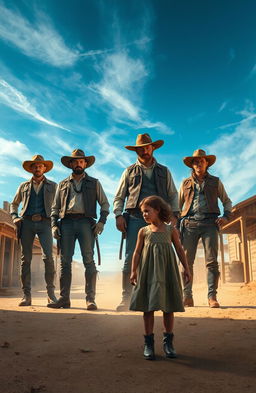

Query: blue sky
[0,0,255,270]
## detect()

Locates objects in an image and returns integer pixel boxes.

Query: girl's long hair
[139,195,172,222]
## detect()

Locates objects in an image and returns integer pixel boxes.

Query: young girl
[130,196,191,360]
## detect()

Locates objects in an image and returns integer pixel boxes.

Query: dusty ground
[0,274,255,393]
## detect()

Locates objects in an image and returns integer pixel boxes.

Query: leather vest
[181,174,220,217]
[18,179,56,218]
[25,185,46,216]
[125,163,169,209]
[58,174,97,218]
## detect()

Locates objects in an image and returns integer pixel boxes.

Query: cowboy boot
[20,261,31,306]
[207,268,220,308]
[116,272,132,311]
[44,262,57,305]
[144,334,155,360]
[18,293,31,307]
[47,288,58,305]
[85,272,97,311]
[163,332,177,358]
[182,266,194,307]
[47,270,71,308]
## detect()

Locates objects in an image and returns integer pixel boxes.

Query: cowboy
[114,133,179,311]
[179,149,232,308]
[10,155,57,306]
[48,149,109,310]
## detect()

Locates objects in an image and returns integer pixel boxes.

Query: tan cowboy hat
[61,149,95,168]
[23,155,53,173]
[125,133,164,151]
[183,149,216,168]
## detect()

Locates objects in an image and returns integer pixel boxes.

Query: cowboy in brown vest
[179,149,232,308]
[48,149,109,310]
[10,155,58,306]
[114,133,179,311]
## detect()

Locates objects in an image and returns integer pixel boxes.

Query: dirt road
[0,274,255,393]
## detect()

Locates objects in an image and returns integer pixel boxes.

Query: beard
[33,171,43,177]
[73,167,84,175]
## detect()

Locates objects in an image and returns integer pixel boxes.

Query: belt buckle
[32,214,42,222]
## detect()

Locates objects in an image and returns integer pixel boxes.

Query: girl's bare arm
[130,228,145,284]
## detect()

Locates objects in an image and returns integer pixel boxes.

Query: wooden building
[220,195,256,283]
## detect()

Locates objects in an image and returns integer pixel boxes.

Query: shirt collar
[69,173,86,181]
[31,176,46,184]
[136,157,156,170]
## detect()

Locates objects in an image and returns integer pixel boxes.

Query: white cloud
[0,79,70,131]
[90,129,131,168]
[92,51,173,134]
[206,113,256,204]
[0,136,32,180]
[0,136,30,159]
[37,133,73,154]
[0,3,79,67]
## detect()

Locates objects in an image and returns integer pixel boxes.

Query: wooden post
[8,238,15,287]
[0,235,6,288]
[240,216,250,283]
[219,233,226,284]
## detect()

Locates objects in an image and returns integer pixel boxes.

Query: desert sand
[0,274,255,393]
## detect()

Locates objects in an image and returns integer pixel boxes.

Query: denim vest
[24,185,46,216]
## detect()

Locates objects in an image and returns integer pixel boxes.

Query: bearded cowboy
[10,155,58,307]
[48,149,109,310]
[179,149,232,308]
[114,133,179,311]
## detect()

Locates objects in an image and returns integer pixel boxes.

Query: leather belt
[64,214,86,220]
[24,215,50,222]
[126,209,143,219]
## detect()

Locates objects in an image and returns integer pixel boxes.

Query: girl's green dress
[130,224,184,313]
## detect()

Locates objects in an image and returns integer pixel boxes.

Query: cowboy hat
[183,149,216,168]
[61,149,95,168]
[125,133,164,151]
[23,155,53,173]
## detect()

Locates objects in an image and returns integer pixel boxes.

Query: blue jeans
[123,215,147,273]
[20,218,55,296]
[59,217,96,299]
[182,221,220,299]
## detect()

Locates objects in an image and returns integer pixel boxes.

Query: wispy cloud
[89,129,132,168]
[0,3,79,67]
[37,133,73,154]
[92,51,173,134]
[218,101,228,112]
[206,108,256,203]
[0,79,70,131]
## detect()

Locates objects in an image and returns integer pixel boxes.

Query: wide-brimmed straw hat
[125,133,164,151]
[183,149,216,168]
[23,155,53,173]
[61,149,95,168]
